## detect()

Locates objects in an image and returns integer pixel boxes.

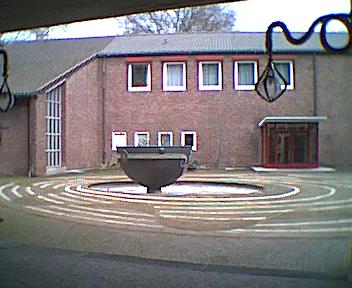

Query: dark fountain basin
[116,146,192,193]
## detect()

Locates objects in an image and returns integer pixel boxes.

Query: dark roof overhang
[0,0,245,33]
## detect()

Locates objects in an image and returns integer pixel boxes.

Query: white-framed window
[234,61,258,90]
[198,61,222,91]
[273,60,294,90]
[45,84,63,167]
[134,132,150,146]
[163,62,186,91]
[128,63,151,91]
[111,132,127,151]
[181,131,197,151]
[158,132,173,146]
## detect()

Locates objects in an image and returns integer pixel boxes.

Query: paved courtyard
[0,169,351,287]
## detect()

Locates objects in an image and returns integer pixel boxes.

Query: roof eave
[258,116,328,127]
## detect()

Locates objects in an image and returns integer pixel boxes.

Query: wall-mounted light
[255,13,352,103]
[0,49,15,112]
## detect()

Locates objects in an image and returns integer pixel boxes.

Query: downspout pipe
[101,58,106,165]
[27,96,34,177]
[313,53,318,116]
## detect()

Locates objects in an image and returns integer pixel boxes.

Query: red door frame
[262,122,319,168]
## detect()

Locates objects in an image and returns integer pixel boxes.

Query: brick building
[0,33,351,176]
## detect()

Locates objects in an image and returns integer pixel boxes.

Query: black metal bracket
[0,49,15,112]
[255,12,352,103]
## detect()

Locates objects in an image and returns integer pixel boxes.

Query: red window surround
[126,57,152,63]
[160,55,188,62]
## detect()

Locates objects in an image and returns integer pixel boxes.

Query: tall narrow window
[181,131,197,151]
[158,132,173,146]
[128,63,151,91]
[134,132,150,146]
[46,85,62,167]
[163,62,186,91]
[273,61,294,90]
[199,61,222,91]
[234,61,258,90]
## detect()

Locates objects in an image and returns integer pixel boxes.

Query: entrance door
[263,123,318,168]
[276,131,290,164]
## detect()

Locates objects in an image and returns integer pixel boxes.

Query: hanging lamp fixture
[0,49,15,112]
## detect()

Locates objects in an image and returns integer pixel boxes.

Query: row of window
[112,131,197,151]
[128,60,294,92]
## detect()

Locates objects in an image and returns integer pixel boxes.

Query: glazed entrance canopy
[0,0,244,33]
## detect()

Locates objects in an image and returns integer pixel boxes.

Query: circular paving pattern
[0,172,351,237]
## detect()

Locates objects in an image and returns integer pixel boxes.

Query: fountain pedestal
[116,146,192,193]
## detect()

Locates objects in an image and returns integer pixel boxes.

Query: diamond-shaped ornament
[255,62,288,103]
[0,81,15,112]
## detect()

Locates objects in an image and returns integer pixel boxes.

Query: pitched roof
[5,32,349,95]
[100,32,349,56]
[6,37,114,96]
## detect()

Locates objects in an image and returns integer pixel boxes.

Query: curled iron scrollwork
[255,13,352,103]
[0,49,15,112]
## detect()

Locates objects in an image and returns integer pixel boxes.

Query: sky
[4,0,351,40]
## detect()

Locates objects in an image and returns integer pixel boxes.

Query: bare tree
[1,24,68,42]
[119,4,236,34]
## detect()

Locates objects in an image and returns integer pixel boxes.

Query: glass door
[276,130,291,164]
[263,123,318,168]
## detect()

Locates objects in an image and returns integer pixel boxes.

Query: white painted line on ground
[0,183,14,202]
[67,204,154,218]
[48,193,92,205]
[76,185,300,204]
[153,186,336,207]
[40,183,53,189]
[52,183,67,189]
[61,192,113,204]
[159,214,266,221]
[227,226,352,233]
[161,208,291,215]
[25,205,66,216]
[37,195,64,205]
[308,204,352,212]
[25,187,36,196]
[48,205,156,224]
[24,205,162,229]
[64,186,114,203]
[256,218,352,227]
[158,203,351,217]
[11,185,23,198]
[160,209,294,216]
[32,181,50,187]
[155,195,350,212]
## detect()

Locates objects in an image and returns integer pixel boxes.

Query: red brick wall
[33,92,48,175]
[64,59,103,170]
[3,53,349,176]
[316,55,352,167]
[0,98,29,175]
[103,54,315,168]
[3,53,348,176]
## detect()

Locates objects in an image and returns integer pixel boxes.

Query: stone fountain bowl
[116,146,192,193]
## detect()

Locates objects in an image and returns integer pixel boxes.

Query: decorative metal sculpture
[116,146,192,193]
[0,49,15,112]
[255,13,352,103]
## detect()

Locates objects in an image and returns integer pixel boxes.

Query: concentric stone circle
[0,173,351,237]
